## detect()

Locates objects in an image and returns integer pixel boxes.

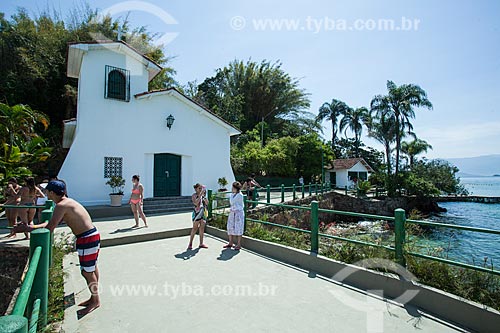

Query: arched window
[105,65,130,101]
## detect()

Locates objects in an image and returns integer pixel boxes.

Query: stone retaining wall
[250,192,444,224]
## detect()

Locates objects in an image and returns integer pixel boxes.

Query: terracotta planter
[109,194,124,207]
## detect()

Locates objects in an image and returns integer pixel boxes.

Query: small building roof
[134,87,241,136]
[66,40,163,81]
[326,158,375,172]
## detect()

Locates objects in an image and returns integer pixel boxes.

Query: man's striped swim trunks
[75,227,100,273]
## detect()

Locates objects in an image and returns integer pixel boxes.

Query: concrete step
[144,196,191,202]
[143,203,193,210]
[144,207,193,215]
[142,196,193,215]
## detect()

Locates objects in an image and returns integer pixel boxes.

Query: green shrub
[47,233,73,330]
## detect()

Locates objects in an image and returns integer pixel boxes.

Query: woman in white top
[223,181,245,250]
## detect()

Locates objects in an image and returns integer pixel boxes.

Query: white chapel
[59,41,240,205]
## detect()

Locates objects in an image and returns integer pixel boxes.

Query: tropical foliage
[231,133,333,180]
[316,99,349,155]
[339,106,370,157]
[317,80,465,198]
[370,80,433,177]
[402,139,433,166]
[192,59,313,137]
[0,6,176,153]
[408,160,467,195]
[0,103,52,186]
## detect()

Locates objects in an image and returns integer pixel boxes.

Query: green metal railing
[210,182,332,213]
[207,191,500,277]
[0,201,54,333]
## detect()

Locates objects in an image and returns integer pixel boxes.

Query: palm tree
[0,103,49,165]
[316,99,350,154]
[367,113,397,175]
[339,107,370,157]
[401,139,433,167]
[370,80,432,177]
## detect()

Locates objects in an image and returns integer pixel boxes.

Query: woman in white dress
[223,181,245,250]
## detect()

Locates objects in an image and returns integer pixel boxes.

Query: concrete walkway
[62,233,465,333]
[0,212,193,248]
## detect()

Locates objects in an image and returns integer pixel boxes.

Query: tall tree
[367,113,397,176]
[339,106,370,157]
[370,80,432,177]
[0,6,177,149]
[197,59,311,134]
[316,99,349,155]
[401,138,433,167]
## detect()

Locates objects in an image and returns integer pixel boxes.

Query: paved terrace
[0,212,476,332]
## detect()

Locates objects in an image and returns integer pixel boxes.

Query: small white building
[325,158,374,189]
[59,41,240,205]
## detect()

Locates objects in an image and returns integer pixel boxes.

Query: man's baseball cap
[45,180,66,195]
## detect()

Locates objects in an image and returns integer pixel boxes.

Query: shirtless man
[14,180,101,316]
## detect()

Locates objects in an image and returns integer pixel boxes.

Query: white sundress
[227,192,245,236]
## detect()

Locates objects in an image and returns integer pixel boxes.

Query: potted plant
[356,180,371,198]
[217,177,228,192]
[106,176,125,206]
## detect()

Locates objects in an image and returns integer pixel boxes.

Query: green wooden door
[154,154,181,197]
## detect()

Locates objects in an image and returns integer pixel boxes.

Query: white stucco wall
[59,48,236,205]
[335,170,349,188]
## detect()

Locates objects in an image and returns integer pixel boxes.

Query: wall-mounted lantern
[166,114,175,130]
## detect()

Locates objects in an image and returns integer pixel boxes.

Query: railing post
[266,184,271,204]
[281,184,285,203]
[28,229,50,327]
[29,299,40,333]
[320,183,324,194]
[252,187,258,208]
[375,187,378,197]
[311,201,319,253]
[0,315,28,333]
[394,208,406,267]
[207,189,213,219]
[315,183,318,196]
[40,202,54,267]
[309,183,312,196]
[345,185,348,196]
[292,184,296,201]
[243,194,248,234]
[301,184,305,199]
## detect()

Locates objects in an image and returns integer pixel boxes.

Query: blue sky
[3,0,500,158]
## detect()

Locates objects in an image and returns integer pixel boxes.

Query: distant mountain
[443,154,500,177]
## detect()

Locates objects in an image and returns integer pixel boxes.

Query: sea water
[425,177,500,267]
[460,176,500,197]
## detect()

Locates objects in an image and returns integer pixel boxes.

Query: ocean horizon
[460,176,500,197]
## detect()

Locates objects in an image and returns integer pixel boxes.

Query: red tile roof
[327,158,374,172]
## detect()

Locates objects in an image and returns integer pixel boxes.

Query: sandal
[233,245,241,250]
[199,244,208,249]
[223,244,233,248]
[187,244,193,250]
